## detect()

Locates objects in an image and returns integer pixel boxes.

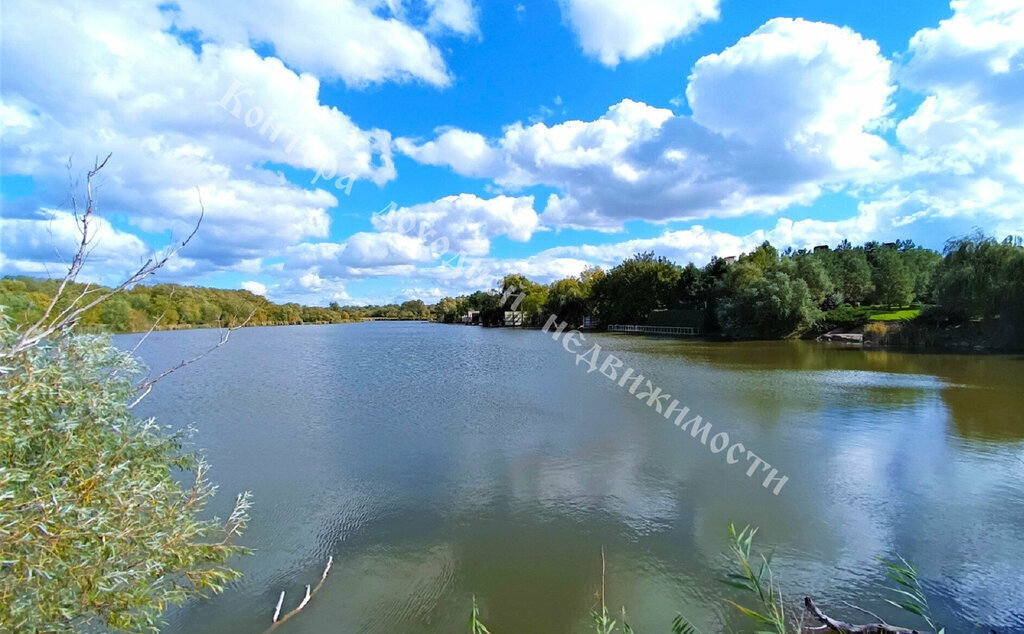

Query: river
[118,322,1024,633]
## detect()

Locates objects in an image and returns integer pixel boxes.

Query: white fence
[608,324,700,336]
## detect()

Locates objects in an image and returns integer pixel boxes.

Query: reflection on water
[944,384,1024,441]
[118,324,1024,633]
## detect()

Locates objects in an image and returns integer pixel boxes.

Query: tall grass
[882,557,944,634]
[469,596,492,634]
[467,525,945,633]
[719,524,788,633]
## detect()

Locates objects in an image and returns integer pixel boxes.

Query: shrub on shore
[0,314,250,632]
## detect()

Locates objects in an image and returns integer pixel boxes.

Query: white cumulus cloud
[241,281,268,296]
[686,17,894,170]
[0,210,151,285]
[0,0,403,276]
[169,0,461,87]
[424,0,479,36]
[892,0,1024,239]
[371,194,541,255]
[276,194,539,285]
[559,0,720,66]
[398,19,897,230]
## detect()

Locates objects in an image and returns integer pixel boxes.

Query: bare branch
[840,600,891,627]
[1,156,205,361]
[271,592,285,624]
[113,288,176,381]
[23,155,110,338]
[804,597,930,634]
[127,307,255,409]
[106,305,170,385]
[128,307,169,358]
[263,557,334,633]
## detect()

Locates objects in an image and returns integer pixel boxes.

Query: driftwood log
[804,597,930,634]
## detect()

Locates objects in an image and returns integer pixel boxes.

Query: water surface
[119,323,1024,633]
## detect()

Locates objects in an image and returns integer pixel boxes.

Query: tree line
[435,232,1024,346]
[0,278,432,332]
[3,232,1021,345]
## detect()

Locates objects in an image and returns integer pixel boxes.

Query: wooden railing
[608,324,700,336]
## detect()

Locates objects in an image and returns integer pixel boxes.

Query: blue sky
[2,0,1022,305]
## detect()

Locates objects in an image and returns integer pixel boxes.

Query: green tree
[716,271,818,339]
[466,290,500,312]
[870,247,914,307]
[742,241,780,273]
[901,247,943,303]
[1002,248,1024,347]
[578,266,605,297]
[546,277,587,326]
[500,274,549,324]
[792,254,834,307]
[177,297,203,325]
[400,299,428,319]
[126,291,151,312]
[99,297,133,332]
[724,260,765,291]
[147,294,180,325]
[436,297,463,323]
[933,233,1024,321]
[0,285,38,323]
[675,263,709,308]
[591,252,682,324]
[282,302,303,324]
[0,153,251,631]
[826,248,874,305]
[200,301,222,324]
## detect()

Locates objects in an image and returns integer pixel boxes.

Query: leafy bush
[0,314,249,632]
[813,305,876,331]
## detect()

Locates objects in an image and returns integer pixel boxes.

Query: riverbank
[448,316,1024,354]
[860,318,1024,352]
[0,277,434,333]
[75,319,358,335]
[75,318,439,335]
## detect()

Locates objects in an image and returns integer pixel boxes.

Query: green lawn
[868,308,921,321]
